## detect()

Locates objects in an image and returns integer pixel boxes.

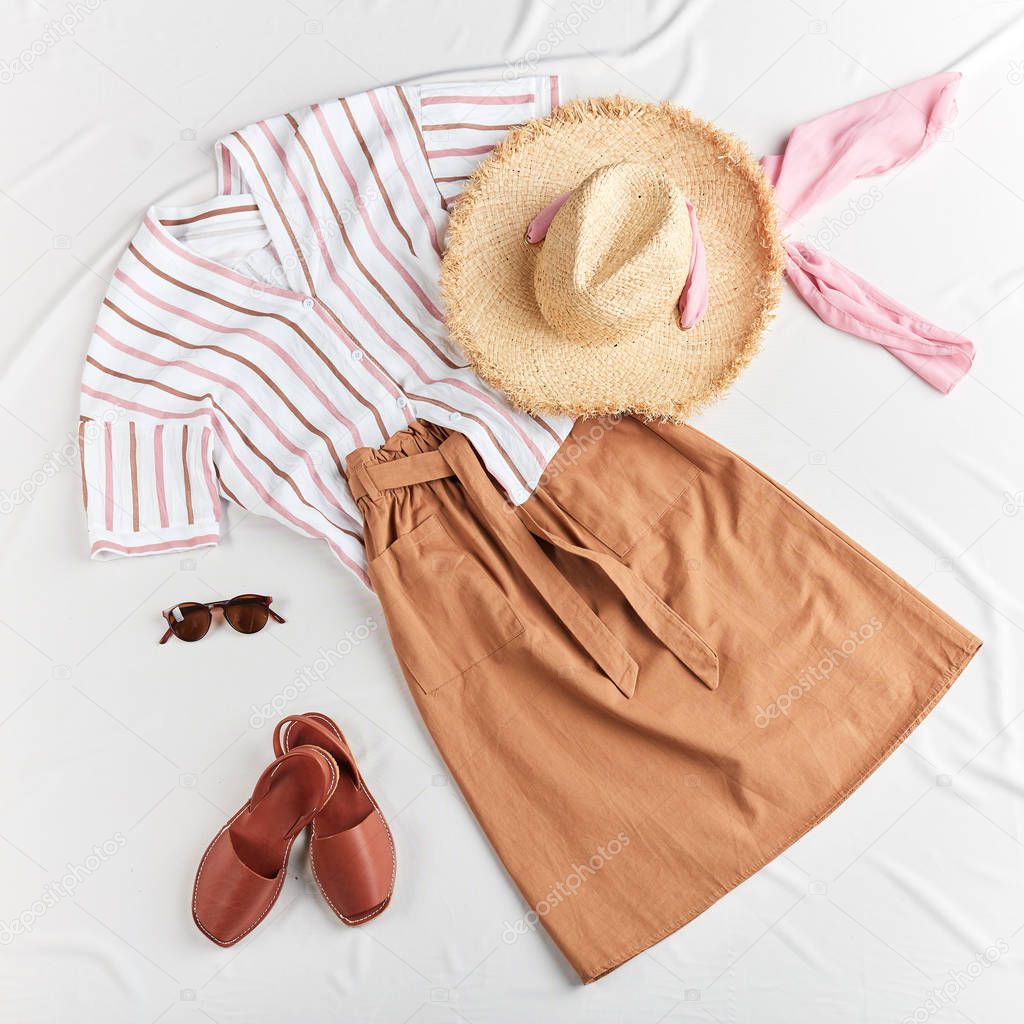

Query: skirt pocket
[541,416,700,556]
[368,515,524,694]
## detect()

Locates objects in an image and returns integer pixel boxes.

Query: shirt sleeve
[78,410,221,559]
[415,74,561,207]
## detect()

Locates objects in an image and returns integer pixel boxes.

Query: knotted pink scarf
[761,71,974,393]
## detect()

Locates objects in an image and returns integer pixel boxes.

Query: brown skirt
[346,417,980,983]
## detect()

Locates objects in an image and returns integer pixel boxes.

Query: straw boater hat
[441,97,785,421]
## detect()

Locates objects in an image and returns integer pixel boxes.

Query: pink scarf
[761,71,974,393]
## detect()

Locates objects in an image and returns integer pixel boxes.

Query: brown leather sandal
[192,745,338,946]
[273,713,396,925]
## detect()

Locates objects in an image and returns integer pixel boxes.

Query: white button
[449,411,462,424]
[351,349,363,361]
[396,396,408,408]
[302,297,314,310]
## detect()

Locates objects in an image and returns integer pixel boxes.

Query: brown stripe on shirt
[86,356,362,542]
[230,131,317,295]
[181,424,194,525]
[104,297,352,478]
[284,113,460,369]
[78,417,89,512]
[159,204,259,226]
[421,122,524,131]
[129,420,140,531]
[127,243,391,442]
[340,96,417,257]
[394,86,446,212]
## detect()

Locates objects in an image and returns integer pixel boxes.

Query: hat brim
[441,96,785,421]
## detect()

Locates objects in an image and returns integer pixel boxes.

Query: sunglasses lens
[224,596,270,635]
[169,604,211,642]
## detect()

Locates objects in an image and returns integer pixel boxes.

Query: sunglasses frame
[159,594,286,645]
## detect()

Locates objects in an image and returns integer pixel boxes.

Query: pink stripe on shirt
[144,215,305,303]
[115,268,366,446]
[421,93,534,106]
[366,90,442,256]
[253,120,446,363]
[94,326,352,518]
[210,418,370,585]
[153,424,169,528]
[272,112,448,321]
[82,384,199,421]
[103,420,114,531]
[254,119,546,463]
[426,144,494,159]
[93,533,219,557]
[83,385,369,584]
[219,148,232,195]
[201,427,221,522]
[311,305,411,411]
[246,108,548,466]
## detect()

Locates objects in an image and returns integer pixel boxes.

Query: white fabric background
[1,1,1022,1021]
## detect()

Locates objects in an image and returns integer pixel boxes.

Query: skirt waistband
[346,420,450,482]
[351,431,719,696]
[348,448,453,501]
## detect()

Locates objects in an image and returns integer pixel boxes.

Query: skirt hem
[578,632,983,984]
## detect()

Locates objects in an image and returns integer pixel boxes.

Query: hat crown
[533,162,693,347]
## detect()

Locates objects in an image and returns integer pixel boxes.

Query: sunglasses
[159,594,286,644]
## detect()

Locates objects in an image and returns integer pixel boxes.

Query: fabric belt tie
[353,435,719,698]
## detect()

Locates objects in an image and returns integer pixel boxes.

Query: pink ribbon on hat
[526,191,709,329]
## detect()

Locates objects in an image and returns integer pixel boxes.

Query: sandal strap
[271,714,314,758]
[250,745,338,817]
[273,713,360,786]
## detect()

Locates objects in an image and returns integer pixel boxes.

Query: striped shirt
[78,76,569,586]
